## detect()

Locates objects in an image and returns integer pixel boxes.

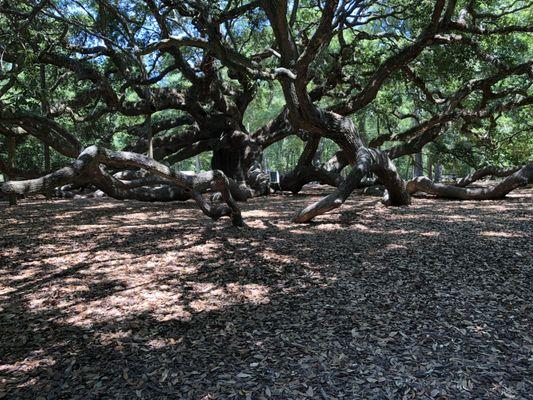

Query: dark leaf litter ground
[1,185,532,399]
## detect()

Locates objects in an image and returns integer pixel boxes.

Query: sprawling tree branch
[455,165,523,187]
[0,146,243,226]
[407,164,532,199]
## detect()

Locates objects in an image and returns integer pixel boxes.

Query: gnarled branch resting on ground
[407,164,532,200]
[293,147,410,223]
[455,165,523,187]
[0,146,243,226]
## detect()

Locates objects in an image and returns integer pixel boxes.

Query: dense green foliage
[0,0,531,181]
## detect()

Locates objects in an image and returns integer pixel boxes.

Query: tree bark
[407,164,532,200]
[212,146,245,182]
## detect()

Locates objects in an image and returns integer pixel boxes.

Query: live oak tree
[0,0,531,225]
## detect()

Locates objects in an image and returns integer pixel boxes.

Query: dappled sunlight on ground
[1,185,532,399]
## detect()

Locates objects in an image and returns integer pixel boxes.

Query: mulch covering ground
[1,185,532,399]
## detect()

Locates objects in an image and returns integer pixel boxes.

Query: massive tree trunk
[212,130,271,198]
[293,147,410,222]
[407,164,532,200]
[126,109,292,200]
[0,145,244,226]
[455,165,522,187]
[212,145,245,182]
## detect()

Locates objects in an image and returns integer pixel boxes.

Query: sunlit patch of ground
[1,185,532,399]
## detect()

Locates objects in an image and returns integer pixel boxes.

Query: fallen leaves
[0,185,532,399]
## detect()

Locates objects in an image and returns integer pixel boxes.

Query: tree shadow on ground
[0,186,531,399]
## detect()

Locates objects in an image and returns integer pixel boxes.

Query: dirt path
[1,186,532,399]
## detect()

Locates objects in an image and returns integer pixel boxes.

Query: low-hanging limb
[108,167,257,204]
[407,163,532,200]
[455,165,523,187]
[94,169,193,202]
[279,137,354,194]
[0,145,243,226]
[280,164,344,194]
[280,137,343,194]
[293,147,410,223]
[47,170,194,201]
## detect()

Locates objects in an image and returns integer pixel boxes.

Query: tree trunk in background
[358,114,367,144]
[7,136,17,205]
[262,152,268,171]
[195,154,201,173]
[313,139,324,166]
[40,64,50,135]
[428,159,433,180]
[280,138,345,194]
[434,164,443,182]
[146,114,154,159]
[43,144,51,199]
[41,65,51,198]
[211,131,251,182]
[43,145,50,171]
[211,131,270,198]
[413,152,424,177]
